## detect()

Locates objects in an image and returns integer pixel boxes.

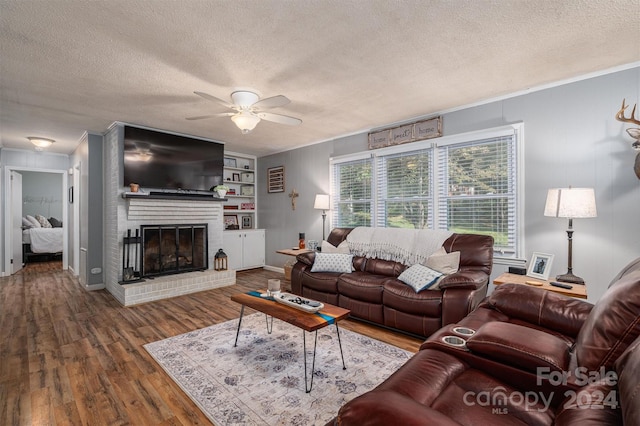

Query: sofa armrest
[295,252,315,266]
[335,390,464,426]
[466,322,571,374]
[441,286,488,326]
[438,269,489,290]
[487,283,594,338]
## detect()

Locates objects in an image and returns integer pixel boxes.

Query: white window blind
[374,148,433,228]
[330,156,373,227]
[436,134,518,253]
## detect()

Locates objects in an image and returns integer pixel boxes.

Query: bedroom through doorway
[4,166,69,275]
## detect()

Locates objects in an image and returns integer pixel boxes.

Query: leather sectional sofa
[291,227,494,337]
[334,260,640,425]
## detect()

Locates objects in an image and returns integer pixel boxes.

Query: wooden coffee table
[231,291,351,392]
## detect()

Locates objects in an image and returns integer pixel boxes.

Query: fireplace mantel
[122,191,227,202]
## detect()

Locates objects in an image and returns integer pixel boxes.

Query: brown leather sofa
[291,227,494,337]
[334,265,640,425]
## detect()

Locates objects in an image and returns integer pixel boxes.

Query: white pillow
[398,264,443,293]
[26,215,41,228]
[22,217,34,228]
[321,240,350,254]
[35,214,52,228]
[310,253,354,273]
[425,249,460,275]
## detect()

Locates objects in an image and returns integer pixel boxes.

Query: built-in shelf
[223,151,257,230]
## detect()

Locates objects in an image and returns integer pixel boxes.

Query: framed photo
[527,252,554,280]
[232,173,241,182]
[241,172,254,183]
[224,215,238,230]
[240,185,254,196]
[242,215,252,229]
[268,166,285,193]
[224,157,237,168]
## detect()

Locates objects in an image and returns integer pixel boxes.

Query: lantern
[214,248,228,271]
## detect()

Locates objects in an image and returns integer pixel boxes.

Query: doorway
[3,166,69,275]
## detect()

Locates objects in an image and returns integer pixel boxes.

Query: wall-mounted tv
[123,126,224,192]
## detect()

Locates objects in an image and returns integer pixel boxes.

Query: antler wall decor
[615,98,640,179]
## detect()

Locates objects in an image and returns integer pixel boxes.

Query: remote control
[551,282,573,289]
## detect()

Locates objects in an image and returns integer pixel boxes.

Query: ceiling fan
[187,90,302,134]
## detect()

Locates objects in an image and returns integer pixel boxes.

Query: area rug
[144,313,412,425]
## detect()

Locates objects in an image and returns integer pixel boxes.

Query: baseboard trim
[263,265,285,274]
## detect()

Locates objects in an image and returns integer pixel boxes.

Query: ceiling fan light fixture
[28,137,55,149]
[231,111,260,134]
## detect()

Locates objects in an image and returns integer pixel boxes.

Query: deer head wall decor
[615,99,640,179]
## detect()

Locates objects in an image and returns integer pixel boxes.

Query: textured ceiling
[1,0,639,157]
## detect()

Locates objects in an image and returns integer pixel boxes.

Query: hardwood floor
[0,262,422,425]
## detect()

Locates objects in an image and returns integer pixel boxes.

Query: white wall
[20,171,63,219]
[259,66,640,303]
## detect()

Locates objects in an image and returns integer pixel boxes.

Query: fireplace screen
[140,224,208,277]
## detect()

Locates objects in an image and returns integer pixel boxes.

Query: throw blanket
[346,227,453,265]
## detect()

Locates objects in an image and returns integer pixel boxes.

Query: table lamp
[314,194,330,241]
[544,187,597,284]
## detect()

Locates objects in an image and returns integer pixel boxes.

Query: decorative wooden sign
[368,130,391,149]
[368,116,442,149]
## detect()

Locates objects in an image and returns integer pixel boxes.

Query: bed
[21,215,64,262]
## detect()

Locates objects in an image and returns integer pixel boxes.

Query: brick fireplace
[103,124,235,306]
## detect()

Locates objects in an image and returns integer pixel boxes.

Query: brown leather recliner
[334,266,640,425]
[291,228,494,337]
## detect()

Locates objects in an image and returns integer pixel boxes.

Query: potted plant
[212,184,229,198]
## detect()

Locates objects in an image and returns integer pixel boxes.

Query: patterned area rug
[144,313,412,425]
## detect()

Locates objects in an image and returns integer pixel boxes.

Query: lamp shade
[314,194,330,210]
[544,188,597,218]
[231,111,260,134]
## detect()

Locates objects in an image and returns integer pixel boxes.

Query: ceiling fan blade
[252,95,291,110]
[186,112,234,120]
[186,114,216,120]
[257,112,302,126]
[193,91,233,108]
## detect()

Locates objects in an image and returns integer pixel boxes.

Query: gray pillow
[48,217,63,228]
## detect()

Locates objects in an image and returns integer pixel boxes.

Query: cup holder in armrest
[441,335,467,348]
[452,326,476,336]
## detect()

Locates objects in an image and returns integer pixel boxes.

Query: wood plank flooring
[1,262,422,425]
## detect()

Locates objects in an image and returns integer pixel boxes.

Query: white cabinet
[223,151,257,230]
[223,229,265,270]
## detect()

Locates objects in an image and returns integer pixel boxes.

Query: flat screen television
[123,126,224,192]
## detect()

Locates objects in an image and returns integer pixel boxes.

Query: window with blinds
[436,135,518,254]
[330,125,522,257]
[330,156,373,227]
[375,148,433,229]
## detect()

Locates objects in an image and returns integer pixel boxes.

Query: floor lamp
[544,187,597,284]
[314,194,330,241]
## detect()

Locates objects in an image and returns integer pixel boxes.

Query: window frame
[330,123,524,258]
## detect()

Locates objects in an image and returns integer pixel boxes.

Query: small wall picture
[527,252,554,280]
[224,215,239,230]
[240,185,254,196]
[232,173,241,182]
[242,215,252,229]
[224,157,237,168]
